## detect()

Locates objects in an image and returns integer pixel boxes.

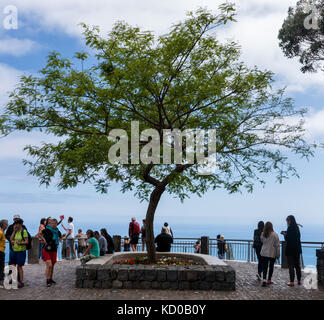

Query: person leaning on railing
[194,240,200,253]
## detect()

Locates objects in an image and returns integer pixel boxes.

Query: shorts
[9,250,26,267]
[66,239,74,248]
[78,246,86,254]
[130,235,139,245]
[42,249,57,264]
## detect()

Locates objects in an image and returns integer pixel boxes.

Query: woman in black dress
[282,215,302,287]
[253,221,264,280]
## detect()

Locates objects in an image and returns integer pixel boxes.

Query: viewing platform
[0,259,322,300]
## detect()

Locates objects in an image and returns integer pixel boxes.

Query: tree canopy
[278,0,324,73]
[0,4,314,261]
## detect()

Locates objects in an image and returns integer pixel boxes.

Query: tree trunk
[145,187,165,263]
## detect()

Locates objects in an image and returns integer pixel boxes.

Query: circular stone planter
[76,252,235,291]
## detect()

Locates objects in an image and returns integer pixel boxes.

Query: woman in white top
[260,222,280,287]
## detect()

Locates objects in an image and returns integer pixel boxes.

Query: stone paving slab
[0,259,323,300]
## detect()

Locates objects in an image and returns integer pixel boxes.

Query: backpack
[21,226,32,250]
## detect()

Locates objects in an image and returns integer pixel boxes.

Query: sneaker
[297,281,302,285]
[46,280,52,287]
[256,273,261,281]
[18,282,24,289]
[262,281,267,287]
[267,281,274,285]
[50,279,56,284]
[286,282,294,287]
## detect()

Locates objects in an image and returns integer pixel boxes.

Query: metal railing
[136,237,324,268]
[5,237,324,267]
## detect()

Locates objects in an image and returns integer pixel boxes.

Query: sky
[0,0,323,239]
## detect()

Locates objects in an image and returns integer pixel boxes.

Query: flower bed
[76,252,236,291]
[113,256,202,266]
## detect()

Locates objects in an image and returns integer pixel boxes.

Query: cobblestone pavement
[0,260,323,300]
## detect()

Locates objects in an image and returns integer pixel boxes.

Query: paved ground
[0,259,323,300]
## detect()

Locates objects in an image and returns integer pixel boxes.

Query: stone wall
[75,263,235,291]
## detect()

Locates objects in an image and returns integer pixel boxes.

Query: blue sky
[0,0,324,238]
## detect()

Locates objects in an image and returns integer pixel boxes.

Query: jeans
[287,255,301,282]
[218,253,225,259]
[39,243,43,259]
[0,251,4,281]
[255,246,263,276]
[262,256,275,281]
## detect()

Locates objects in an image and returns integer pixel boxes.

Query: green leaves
[0,4,314,202]
[278,0,324,73]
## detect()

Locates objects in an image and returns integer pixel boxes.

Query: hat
[13,214,20,219]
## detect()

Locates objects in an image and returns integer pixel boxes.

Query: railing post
[247,241,251,262]
[281,241,288,268]
[113,235,121,252]
[27,237,39,264]
[61,239,66,259]
[200,236,209,255]
[316,248,324,288]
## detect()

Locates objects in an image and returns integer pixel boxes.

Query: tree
[278,0,324,73]
[0,4,314,263]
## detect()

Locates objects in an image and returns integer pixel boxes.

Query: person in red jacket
[129,217,141,252]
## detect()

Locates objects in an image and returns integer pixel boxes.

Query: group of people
[123,218,174,253]
[0,214,115,288]
[0,212,304,289]
[193,235,227,258]
[253,215,302,287]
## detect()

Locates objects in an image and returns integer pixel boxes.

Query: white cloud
[0,131,59,159]
[0,63,22,107]
[218,3,324,93]
[0,134,37,159]
[304,109,324,140]
[0,38,39,56]
[6,0,322,93]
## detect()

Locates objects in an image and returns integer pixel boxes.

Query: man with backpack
[5,214,31,285]
[129,217,141,252]
[9,218,28,288]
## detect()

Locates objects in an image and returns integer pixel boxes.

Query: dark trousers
[0,251,4,281]
[255,246,263,276]
[287,255,301,282]
[262,257,275,281]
